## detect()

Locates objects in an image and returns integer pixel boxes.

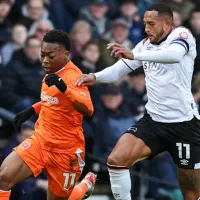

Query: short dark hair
[146,3,173,19]
[43,29,71,51]
[25,35,39,46]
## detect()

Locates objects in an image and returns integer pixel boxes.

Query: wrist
[89,73,96,80]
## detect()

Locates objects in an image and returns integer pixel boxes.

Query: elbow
[84,106,94,118]
[170,57,182,63]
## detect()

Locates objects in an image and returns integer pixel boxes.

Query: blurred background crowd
[0,0,200,199]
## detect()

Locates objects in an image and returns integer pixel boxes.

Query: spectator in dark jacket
[0,0,12,48]
[92,84,135,162]
[0,36,44,113]
[1,125,47,200]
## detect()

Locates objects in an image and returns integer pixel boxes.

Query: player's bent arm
[94,58,141,83]
[32,101,41,114]
[65,86,94,117]
[134,43,186,63]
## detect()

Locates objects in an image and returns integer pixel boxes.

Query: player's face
[144,11,171,43]
[41,42,69,74]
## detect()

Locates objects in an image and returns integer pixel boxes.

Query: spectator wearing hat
[79,0,111,39]
[127,68,147,120]
[98,18,134,69]
[119,1,145,45]
[92,84,135,162]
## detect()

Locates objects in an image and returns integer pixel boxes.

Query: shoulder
[63,61,82,83]
[169,26,195,40]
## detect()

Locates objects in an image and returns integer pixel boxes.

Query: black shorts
[126,113,200,169]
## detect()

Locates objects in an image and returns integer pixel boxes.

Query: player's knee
[107,153,130,167]
[0,167,13,190]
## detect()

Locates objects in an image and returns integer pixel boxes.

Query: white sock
[108,164,131,200]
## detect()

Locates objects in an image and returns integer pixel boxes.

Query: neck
[157,28,172,43]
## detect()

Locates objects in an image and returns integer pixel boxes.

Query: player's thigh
[0,151,33,189]
[47,188,68,200]
[107,114,165,167]
[45,149,84,198]
[107,133,152,167]
[177,168,200,199]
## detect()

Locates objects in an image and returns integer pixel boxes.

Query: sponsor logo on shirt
[41,91,59,104]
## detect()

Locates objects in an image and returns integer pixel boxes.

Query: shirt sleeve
[169,27,195,53]
[134,27,195,64]
[134,43,186,63]
[95,40,144,83]
[32,101,41,114]
[65,72,94,116]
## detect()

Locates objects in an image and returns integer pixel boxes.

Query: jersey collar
[153,29,173,45]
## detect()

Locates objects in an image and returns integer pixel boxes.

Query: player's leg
[0,135,44,200]
[107,133,152,200]
[107,114,165,200]
[69,172,97,200]
[166,117,200,200]
[0,151,33,200]
[47,172,97,200]
[47,189,68,200]
[177,168,200,200]
[45,148,87,200]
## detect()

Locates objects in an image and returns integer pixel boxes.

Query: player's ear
[164,19,171,30]
[64,50,70,59]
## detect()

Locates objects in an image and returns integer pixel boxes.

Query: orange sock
[69,182,88,200]
[0,190,11,200]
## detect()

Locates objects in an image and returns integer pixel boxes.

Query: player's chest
[40,82,68,105]
[142,42,170,73]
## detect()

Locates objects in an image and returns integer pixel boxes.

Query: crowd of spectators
[0,0,200,199]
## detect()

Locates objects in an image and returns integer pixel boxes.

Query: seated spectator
[138,0,159,18]
[28,19,54,41]
[1,24,28,66]
[16,0,48,30]
[92,84,135,162]
[119,0,145,45]
[99,18,133,68]
[187,8,200,74]
[72,40,100,74]
[0,0,12,48]
[0,36,44,113]
[127,68,147,120]
[1,124,47,200]
[70,20,92,59]
[79,0,111,39]
[173,10,183,27]
[160,0,195,23]
[147,153,184,200]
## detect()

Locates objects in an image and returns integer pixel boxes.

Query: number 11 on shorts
[176,143,190,159]
[63,173,76,191]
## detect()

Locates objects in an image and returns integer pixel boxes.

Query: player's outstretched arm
[108,42,186,64]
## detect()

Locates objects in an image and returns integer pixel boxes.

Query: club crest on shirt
[179,32,188,40]
[21,141,31,150]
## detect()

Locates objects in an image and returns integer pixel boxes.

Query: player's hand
[13,107,35,131]
[75,74,96,86]
[45,74,67,93]
[107,43,134,60]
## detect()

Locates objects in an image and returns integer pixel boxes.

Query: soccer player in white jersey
[76,3,200,200]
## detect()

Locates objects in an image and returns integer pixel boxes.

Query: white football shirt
[95,27,199,122]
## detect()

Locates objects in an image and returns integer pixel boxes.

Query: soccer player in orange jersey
[0,29,97,200]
